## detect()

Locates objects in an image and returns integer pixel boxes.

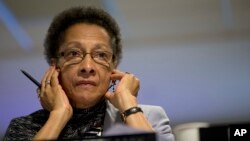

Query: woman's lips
[76,80,97,87]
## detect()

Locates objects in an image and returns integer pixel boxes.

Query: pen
[20,69,41,88]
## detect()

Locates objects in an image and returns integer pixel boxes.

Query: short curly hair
[44,6,122,66]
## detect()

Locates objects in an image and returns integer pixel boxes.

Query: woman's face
[57,23,114,108]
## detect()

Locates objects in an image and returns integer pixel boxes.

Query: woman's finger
[110,69,129,80]
[41,67,52,93]
[45,66,56,87]
[50,68,60,87]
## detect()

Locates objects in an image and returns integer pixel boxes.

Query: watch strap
[121,106,143,122]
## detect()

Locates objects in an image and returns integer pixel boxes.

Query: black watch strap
[121,106,143,122]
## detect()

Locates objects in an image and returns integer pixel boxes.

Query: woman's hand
[39,66,72,116]
[105,69,140,112]
[105,70,153,131]
[33,66,73,140]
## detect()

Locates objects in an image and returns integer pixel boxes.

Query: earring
[112,80,116,92]
[108,80,116,92]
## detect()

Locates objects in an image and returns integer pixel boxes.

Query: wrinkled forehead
[59,23,112,52]
[59,42,112,53]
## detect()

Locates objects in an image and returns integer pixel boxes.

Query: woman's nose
[79,54,96,75]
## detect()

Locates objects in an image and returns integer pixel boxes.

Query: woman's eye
[97,52,107,59]
[67,50,80,57]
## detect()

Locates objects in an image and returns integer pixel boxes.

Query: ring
[45,80,51,85]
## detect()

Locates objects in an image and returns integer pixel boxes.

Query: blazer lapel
[103,101,123,131]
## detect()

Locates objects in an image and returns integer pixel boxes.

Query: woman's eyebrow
[63,41,81,47]
[94,44,111,51]
[60,42,82,50]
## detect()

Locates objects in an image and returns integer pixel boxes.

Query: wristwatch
[120,106,143,123]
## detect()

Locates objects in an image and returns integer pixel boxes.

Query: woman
[4,6,174,141]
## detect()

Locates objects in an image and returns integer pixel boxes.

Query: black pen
[20,69,41,88]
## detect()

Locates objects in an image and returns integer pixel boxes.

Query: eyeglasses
[58,48,113,67]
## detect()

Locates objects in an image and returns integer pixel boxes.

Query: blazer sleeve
[141,105,175,141]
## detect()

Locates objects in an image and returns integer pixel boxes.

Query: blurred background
[0,0,250,139]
